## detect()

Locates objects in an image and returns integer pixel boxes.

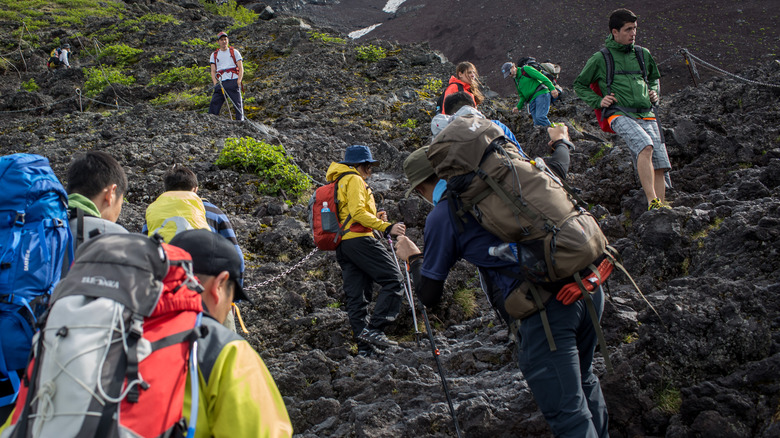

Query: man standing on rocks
[574,8,671,210]
[395,125,609,438]
[326,145,406,357]
[209,31,244,121]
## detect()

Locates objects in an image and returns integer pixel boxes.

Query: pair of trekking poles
[386,234,464,438]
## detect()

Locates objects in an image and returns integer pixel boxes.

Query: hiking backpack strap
[600,46,652,118]
[603,245,667,330]
[527,282,556,351]
[330,171,361,243]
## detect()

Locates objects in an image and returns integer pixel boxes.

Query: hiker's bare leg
[654,169,666,202]
[636,146,656,204]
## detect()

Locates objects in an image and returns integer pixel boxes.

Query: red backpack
[5,234,206,438]
[212,46,240,77]
[308,172,371,250]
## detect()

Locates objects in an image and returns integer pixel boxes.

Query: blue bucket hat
[339,145,378,165]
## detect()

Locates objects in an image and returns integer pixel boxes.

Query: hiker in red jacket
[439,61,484,113]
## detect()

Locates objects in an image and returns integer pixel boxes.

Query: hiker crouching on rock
[326,145,406,357]
[502,60,560,127]
[573,8,671,210]
[395,126,609,438]
[209,31,244,121]
[169,229,293,437]
[143,164,246,331]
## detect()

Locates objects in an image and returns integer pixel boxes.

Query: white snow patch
[348,23,382,39]
[382,0,407,14]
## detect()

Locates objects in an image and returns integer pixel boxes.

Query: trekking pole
[237,82,245,121]
[412,266,463,438]
[387,235,421,346]
[216,75,233,120]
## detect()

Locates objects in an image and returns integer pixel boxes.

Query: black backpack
[517,57,558,84]
[434,82,464,114]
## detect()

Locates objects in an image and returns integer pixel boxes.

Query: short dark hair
[163,165,198,191]
[609,8,637,32]
[443,91,476,115]
[67,151,127,199]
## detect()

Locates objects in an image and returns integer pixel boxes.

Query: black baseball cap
[170,229,251,303]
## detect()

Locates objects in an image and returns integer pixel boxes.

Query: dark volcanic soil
[267,0,780,96]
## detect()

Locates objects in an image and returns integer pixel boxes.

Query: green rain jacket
[513,66,557,109]
[573,34,661,119]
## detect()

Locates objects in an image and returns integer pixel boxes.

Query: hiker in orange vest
[209,31,244,121]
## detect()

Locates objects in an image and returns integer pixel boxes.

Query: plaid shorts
[611,116,671,171]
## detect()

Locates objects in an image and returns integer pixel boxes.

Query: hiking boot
[357,328,398,348]
[648,198,672,211]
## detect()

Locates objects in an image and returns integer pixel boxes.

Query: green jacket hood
[68,193,102,217]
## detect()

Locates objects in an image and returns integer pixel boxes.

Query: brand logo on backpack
[80,275,120,289]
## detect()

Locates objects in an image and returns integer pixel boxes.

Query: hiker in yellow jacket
[325,145,406,357]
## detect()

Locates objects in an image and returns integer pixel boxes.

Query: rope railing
[679,48,780,89]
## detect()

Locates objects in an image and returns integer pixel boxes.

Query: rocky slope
[1,1,780,437]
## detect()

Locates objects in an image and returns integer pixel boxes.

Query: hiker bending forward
[396,125,609,438]
[573,8,671,210]
[326,145,406,357]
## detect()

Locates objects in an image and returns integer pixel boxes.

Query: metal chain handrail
[244,247,320,292]
[681,48,780,89]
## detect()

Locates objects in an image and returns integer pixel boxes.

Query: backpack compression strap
[214,47,240,77]
[600,46,652,118]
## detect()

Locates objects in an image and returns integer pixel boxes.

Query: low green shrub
[150,91,210,110]
[98,44,143,67]
[215,137,311,199]
[181,38,208,46]
[149,65,210,87]
[308,32,346,44]
[83,66,136,97]
[356,44,386,62]
[21,78,39,92]
[201,0,257,30]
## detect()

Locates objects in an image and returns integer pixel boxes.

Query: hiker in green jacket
[502,60,559,127]
[573,8,672,210]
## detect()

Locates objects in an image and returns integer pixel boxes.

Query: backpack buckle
[14,212,25,226]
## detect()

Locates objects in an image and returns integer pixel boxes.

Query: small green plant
[622,333,638,344]
[656,386,682,414]
[326,302,341,309]
[356,45,386,62]
[215,137,312,199]
[181,38,208,46]
[453,288,478,319]
[83,66,136,97]
[308,31,346,44]
[21,78,39,92]
[149,65,210,87]
[98,44,143,67]
[400,118,418,129]
[590,142,614,164]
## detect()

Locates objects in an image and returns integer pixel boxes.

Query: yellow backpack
[145,191,210,242]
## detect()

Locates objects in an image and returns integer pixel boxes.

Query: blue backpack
[0,153,72,406]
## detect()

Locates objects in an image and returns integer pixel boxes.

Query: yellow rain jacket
[325,163,391,240]
[146,191,210,242]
